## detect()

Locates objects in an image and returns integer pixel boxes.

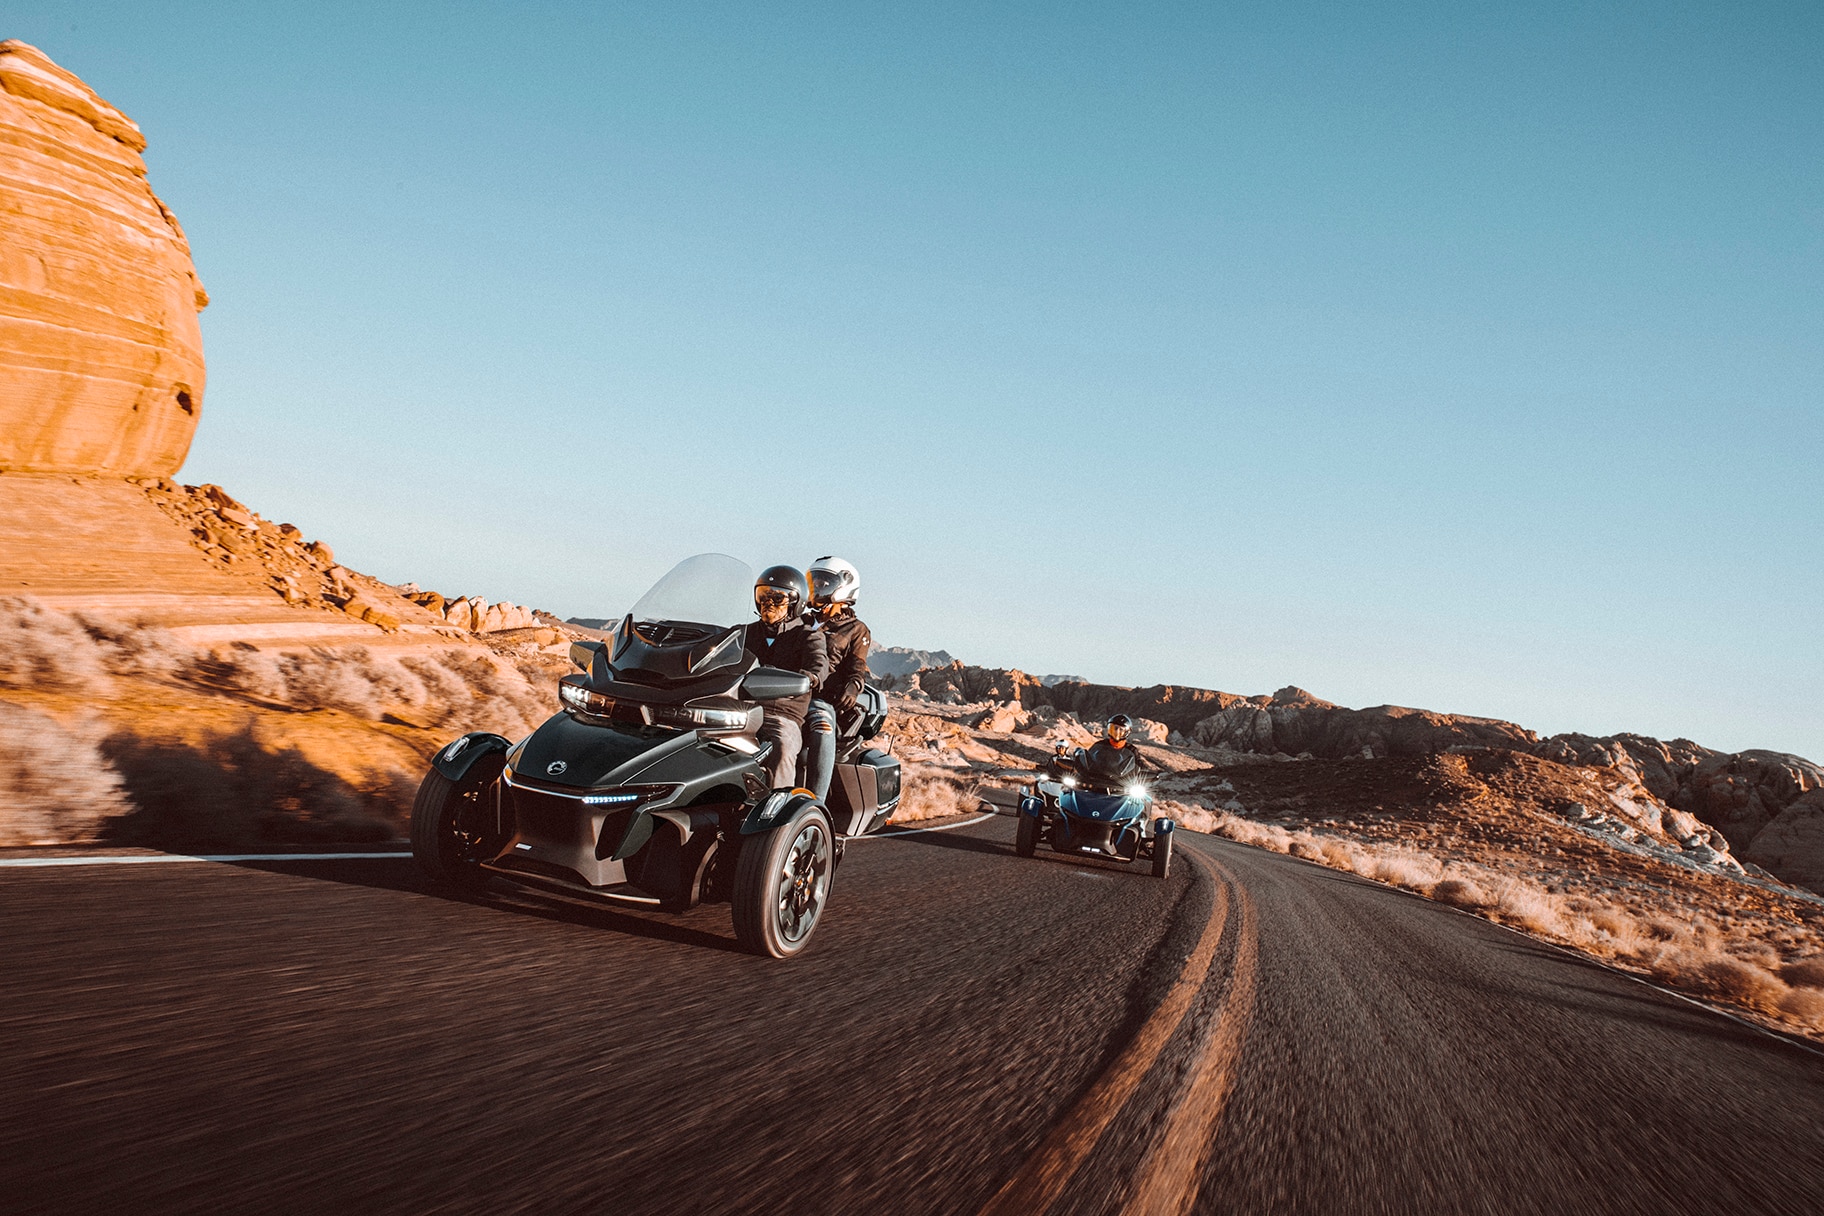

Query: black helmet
[754,565,807,622]
[1107,714,1132,740]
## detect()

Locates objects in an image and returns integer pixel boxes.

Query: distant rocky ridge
[866,646,956,680]
[0,42,208,477]
[901,659,1824,893]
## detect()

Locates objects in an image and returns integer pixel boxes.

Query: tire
[1015,811,1037,857]
[1151,826,1174,879]
[410,766,498,891]
[732,803,835,958]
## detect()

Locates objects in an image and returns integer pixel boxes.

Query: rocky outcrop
[1535,732,1823,853]
[867,646,957,681]
[1193,694,1539,760]
[0,41,207,477]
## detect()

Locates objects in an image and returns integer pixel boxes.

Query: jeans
[805,699,838,802]
[758,713,803,791]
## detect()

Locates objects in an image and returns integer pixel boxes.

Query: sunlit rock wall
[0,40,207,476]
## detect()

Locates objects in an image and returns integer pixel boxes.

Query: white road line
[851,812,997,841]
[3,812,1000,868]
[0,852,410,868]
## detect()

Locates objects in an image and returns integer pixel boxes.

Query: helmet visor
[755,587,793,611]
[1106,721,1129,741]
[808,570,845,603]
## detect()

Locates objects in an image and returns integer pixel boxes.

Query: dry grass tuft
[0,703,133,845]
[892,769,973,823]
[1777,987,1824,1025]
[1654,949,1790,1015]
[0,598,563,847]
[1431,878,1491,910]
[1781,958,1824,990]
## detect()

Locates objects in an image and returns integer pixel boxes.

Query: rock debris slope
[0,40,207,477]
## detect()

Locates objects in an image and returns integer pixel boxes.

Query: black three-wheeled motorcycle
[410,554,901,958]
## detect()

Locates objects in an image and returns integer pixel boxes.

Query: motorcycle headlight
[1126,782,1148,799]
[559,676,611,715]
[1063,776,1077,788]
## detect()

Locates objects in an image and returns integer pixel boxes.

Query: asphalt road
[4,818,1822,1215]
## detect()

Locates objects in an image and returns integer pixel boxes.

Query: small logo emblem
[546,760,568,776]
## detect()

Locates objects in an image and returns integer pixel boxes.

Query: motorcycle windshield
[627,553,755,628]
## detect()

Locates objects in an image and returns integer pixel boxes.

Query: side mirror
[569,640,604,671]
[742,666,812,701]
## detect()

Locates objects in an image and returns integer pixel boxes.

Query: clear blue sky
[12,2,1820,757]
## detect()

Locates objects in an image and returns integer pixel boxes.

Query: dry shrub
[0,598,111,690]
[1781,958,1824,990]
[1655,949,1789,1015]
[0,598,558,739]
[190,645,556,737]
[1208,812,1295,853]
[893,770,973,823]
[1432,878,1491,910]
[1778,987,1824,1027]
[1154,798,1217,834]
[1484,879,1569,937]
[0,701,133,844]
[102,728,407,850]
[1366,851,1443,889]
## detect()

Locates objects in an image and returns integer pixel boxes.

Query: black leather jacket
[1081,739,1150,784]
[744,614,828,723]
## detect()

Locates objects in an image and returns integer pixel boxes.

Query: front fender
[741,790,824,835]
[431,732,513,782]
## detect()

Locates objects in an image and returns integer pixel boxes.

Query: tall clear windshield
[627,554,755,627]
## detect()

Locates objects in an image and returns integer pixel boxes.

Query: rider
[1075,714,1154,786]
[745,565,829,792]
[803,556,872,802]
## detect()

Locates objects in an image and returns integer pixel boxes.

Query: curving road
[4,818,1823,1215]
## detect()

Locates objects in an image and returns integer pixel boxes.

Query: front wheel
[1015,811,1037,857]
[410,765,501,891]
[1151,824,1174,879]
[732,803,835,958]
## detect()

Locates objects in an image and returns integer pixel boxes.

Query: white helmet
[807,556,861,608]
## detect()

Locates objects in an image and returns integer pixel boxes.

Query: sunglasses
[756,589,792,607]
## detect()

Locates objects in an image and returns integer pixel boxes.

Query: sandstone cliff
[0,41,207,477]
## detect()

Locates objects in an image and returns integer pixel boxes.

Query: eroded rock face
[0,41,207,476]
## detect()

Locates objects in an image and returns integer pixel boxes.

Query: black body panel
[510,714,677,788]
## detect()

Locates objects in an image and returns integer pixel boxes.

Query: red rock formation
[0,40,207,477]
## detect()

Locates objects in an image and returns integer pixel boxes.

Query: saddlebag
[827,747,901,835]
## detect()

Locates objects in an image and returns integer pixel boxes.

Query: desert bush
[1432,878,1491,909]
[0,598,111,690]
[1367,851,1444,889]
[1777,987,1824,1027]
[1654,949,1789,1015]
[0,701,134,844]
[0,598,560,739]
[189,644,557,737]
[1781,958,1824,990]
[893,770,972,823]
[101,727,406,850]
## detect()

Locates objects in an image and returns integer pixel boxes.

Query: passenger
[1077,714,1154,786]
[745,565,829,792]
[802,556,872,802]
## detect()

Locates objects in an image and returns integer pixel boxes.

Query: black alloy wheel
[1015,810,1037,857]
[732,802,835,958]
[410,765,501,891]
[1151,826,1173,879]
